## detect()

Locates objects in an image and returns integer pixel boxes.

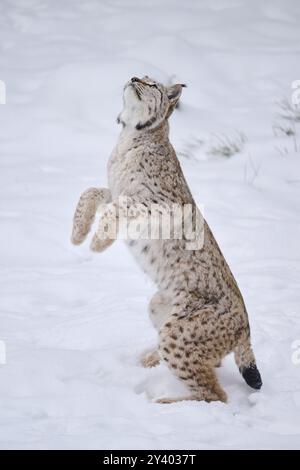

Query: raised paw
[72,221,90,246]
[71,187,111,246]
[140,349,160,368]
[90,234,114,253]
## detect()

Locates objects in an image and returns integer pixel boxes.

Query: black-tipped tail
[240,363,262,390]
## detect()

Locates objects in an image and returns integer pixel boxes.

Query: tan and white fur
[71,76,262,403]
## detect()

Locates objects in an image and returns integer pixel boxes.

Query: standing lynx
[71,75,262,403]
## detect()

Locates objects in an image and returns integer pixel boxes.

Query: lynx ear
[166,83,186,118]
[166,83,186,106]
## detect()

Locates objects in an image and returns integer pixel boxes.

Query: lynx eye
[143,78,157,87]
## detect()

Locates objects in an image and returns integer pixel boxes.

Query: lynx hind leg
[157,314,228,404]
[234,333,262,390]
[71,187,111,245]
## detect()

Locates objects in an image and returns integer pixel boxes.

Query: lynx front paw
[71,227,87,245]
[140,349,160,368]
[71,188,111,246]
[90,234,114,252]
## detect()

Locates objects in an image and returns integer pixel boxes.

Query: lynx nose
[131,77,140,83]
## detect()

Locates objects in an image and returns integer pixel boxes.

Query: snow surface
[1,0,300,450]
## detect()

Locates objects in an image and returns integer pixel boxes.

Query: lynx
[71,76,262,403]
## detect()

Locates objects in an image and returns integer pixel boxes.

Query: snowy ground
[1,0,300,450]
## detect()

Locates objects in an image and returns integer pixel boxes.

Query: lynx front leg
[71,187,111,245]
[141,291,172,368]
[90,201,118,252]
[149,291,172,331]
[140,348,161,368]
[90,196,149,253]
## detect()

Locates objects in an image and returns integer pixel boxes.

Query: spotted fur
[71,76,262,403]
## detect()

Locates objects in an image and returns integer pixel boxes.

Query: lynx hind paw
[140,350,160,368]
[155,389,227,404]
[155,397,178,404]
[155,395,198,404]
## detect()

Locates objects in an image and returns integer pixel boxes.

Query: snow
[1,0,300,450]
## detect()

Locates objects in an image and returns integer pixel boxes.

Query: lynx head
[118,76,186,131]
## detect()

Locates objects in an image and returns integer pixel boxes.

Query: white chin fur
[121,86,148,128]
